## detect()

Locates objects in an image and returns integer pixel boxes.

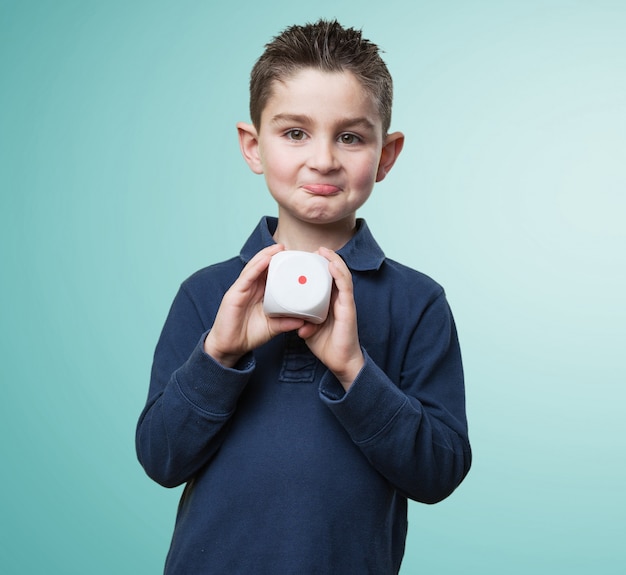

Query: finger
[235,244,284,291]
[297,321,322,340]
[317,247,354,301]
[268,316,306,336]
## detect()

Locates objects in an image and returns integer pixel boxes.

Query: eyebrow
[269,113,377,132]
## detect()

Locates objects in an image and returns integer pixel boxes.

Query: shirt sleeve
[318,291,471,504]
[135,284,254,488]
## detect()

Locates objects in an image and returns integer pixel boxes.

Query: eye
[285,129,307,141]
[338,133,361,145]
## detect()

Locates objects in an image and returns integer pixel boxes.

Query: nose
[307,138,339,173]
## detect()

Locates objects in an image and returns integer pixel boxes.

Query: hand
[298,247,365,391]
[204,244,305,368]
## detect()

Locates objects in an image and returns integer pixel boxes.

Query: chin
[306,214,355,228]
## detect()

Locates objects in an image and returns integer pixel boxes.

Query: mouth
[302,184,342,196]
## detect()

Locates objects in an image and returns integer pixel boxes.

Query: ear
[237,122,264,174]
[376,131,405,182]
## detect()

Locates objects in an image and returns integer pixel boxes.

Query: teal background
[1,0,624,573]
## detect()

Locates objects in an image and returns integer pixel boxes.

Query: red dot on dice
[298,275,307,285]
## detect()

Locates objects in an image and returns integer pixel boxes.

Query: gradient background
[1,0,624,573]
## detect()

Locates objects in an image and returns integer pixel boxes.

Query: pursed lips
[302,184,342,196]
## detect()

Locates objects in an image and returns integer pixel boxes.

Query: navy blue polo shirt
[137,217,471,574]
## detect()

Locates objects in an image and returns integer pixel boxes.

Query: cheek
[352,154,381,188]
[261,150,296,183]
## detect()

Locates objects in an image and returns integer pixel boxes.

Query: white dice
[263,250,332,324]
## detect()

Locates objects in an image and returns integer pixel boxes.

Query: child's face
[240,68,399,230]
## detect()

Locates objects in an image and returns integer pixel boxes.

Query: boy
[137,19,471,574]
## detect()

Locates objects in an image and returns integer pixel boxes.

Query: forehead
[260,68,383,132]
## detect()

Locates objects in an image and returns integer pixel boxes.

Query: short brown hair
[249,19,393,134]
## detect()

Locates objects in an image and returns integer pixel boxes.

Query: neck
[273,215,357,252]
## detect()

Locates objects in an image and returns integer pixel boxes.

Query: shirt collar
[239,216,386,272]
